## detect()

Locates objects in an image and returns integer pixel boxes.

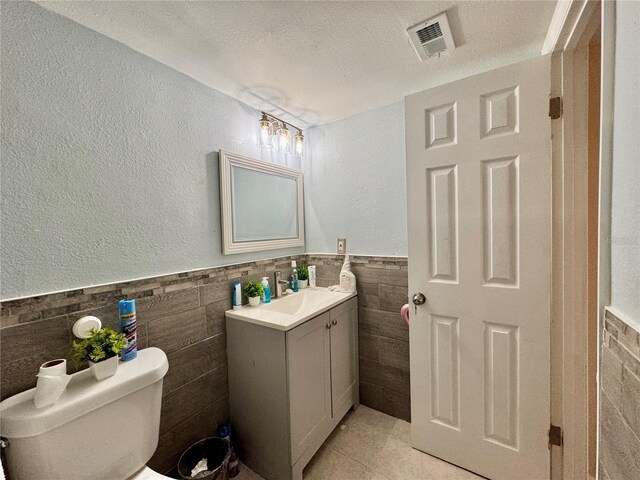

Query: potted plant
[72,327,127,381]
[296,264,309,289]
[244,281,264,307]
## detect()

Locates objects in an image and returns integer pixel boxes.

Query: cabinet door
[330,298,358,418]
[287,312,332,465]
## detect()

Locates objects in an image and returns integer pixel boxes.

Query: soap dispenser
[261,277,271,303]
[290,260,299,292]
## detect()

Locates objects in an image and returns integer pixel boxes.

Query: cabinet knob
[332,319,337,325]
[326,323,331,329]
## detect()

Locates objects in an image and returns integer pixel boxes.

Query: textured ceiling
[37,1,557,127]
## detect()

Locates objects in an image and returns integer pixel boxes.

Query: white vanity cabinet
[226,296,358,480]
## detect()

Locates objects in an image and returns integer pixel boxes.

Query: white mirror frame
[219,150,305,255]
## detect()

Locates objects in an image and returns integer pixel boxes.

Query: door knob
[412,292,426,315]
[326,323,332,329]
[412,293,426,306]
[332,319,337,326]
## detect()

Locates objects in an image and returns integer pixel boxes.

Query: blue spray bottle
[119,299,138,361]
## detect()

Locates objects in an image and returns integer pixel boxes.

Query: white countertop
[225,287,357,331]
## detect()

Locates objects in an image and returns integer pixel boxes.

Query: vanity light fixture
[257,112,305,158]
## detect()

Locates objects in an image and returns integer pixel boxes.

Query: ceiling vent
[407,12,456,61]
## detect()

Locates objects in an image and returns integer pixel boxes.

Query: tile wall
[0,253,410,474]
[11,252,640,478]
[0,255,305,474]
[308,254,410,421]
[599,308,640,480]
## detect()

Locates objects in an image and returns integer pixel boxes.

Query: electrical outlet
[337,238,346,254]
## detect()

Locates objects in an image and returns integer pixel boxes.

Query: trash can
[177,437,231,480]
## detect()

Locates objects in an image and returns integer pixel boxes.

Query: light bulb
[278,123,291,154]
[258,113,272,149]
[294,131,304,158]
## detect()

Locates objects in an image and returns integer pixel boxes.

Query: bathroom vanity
[225,288,358,480]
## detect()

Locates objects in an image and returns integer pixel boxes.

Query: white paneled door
[406,56,551,480]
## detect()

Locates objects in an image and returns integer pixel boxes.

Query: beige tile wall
[599,308,640,480]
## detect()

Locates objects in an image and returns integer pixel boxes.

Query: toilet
[0,347,173,480]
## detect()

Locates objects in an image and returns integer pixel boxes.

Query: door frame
[544,1,601,479]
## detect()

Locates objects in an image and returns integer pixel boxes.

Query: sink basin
[261,293,305,315]
[261,289,336,315]
[225,287,356,331]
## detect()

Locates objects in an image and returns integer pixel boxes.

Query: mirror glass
[219,151,305,254]
[231,166,298,241]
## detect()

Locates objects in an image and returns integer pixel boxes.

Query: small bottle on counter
[290,260,299,292]
[232,282,242,309]
[308,265,317,288]
[261,277,271,303]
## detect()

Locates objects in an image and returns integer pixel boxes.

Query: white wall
[303,102,407,256]
[610,0,640,327]
[0,2,303,300]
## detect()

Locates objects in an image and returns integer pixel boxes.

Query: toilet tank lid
[0,347,169,439]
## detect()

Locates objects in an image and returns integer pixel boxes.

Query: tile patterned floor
[235,406,483,480]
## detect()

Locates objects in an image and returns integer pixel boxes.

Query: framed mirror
[219,150,305,254]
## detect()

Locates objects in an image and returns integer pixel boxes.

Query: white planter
[248,296,261,307]
[298,280,308,289]
[89,356,119,381]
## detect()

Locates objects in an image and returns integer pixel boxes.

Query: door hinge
[548,424,563,447]
[549,97,563,119]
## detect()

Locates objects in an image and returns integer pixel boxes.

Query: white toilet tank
[0,347,169,480]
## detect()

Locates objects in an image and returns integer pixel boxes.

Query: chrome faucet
[273,271,290,298]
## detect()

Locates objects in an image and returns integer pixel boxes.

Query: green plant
[296,264,309,281]
[243,281,264,298]
[72,327,127,366]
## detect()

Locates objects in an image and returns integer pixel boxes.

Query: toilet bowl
[0,348,172,480]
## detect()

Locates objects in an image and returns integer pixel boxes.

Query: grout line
[321,443,378,473]
[162,363,228,399]
[158,393,229,440]
[601,389,640,445]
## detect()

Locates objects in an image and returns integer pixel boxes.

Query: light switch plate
[337,238,346,254]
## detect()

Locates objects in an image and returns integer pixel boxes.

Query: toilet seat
[128,466,174,479]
